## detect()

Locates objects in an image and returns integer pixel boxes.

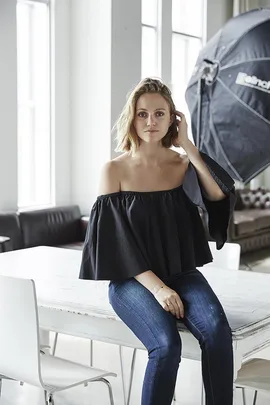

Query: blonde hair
[114,77,178,154]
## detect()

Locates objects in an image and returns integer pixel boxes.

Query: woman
[80,78,236,405]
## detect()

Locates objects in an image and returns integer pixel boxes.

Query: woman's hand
[174,111,189,149]
[153,285,184,319]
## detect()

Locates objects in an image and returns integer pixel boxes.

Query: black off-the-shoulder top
[79,152,236,281]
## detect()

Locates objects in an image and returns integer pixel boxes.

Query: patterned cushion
[238,188,270,209]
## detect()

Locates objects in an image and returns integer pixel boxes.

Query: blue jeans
[109,269,233,405]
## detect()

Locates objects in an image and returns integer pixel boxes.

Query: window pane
[142,0,158,27]
[172,0,204,37]
[17,1,51,208]
[171,33,202,139]
[141,26,158,79]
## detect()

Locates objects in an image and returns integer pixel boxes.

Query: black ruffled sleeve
[183,151,236,250]
[79,195,151,281]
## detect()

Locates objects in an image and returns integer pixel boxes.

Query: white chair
[204,241,241,271]
[235,358,270,405]
[0,275,116,405]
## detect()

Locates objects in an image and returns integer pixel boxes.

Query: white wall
[69,0,141,213]
[110,0,141,159]
[0,0,18,211]
[70,0,112,214]
[52,0,71,206]
[206,0,233,40]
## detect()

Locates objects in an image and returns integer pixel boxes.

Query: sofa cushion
[19,205,84,248]
[0,213,24,251]
[233,209,270,237]
[253,210,270,230]
[234,211,257,236]
[58,242,84,250]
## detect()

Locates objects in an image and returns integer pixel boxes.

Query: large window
[141,0,159,78]
[16,0,52,208]
[171,0,205,116]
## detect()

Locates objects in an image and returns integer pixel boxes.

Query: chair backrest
[0,275,43,387]
[208,242,241,271]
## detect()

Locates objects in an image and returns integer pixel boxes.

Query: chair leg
[252,390,258,405]
[119,346,127,405]
[0,379,2,398]
[52,333,58,356]
[44,391,54,405]
[98,378,115,405]
[201,380,205,405]
[241,387,247,405]
[89,339,93,367]
[127,348,137,405]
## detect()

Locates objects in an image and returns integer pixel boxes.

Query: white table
[0,246,270,381]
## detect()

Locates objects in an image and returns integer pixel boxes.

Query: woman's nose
[147,114,156,126]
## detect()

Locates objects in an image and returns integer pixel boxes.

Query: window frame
[16,0,53,210]
[141,0,160,79]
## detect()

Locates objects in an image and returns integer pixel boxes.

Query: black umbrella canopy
[185,8,270,184]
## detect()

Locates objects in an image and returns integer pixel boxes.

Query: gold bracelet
[151,285,164,295]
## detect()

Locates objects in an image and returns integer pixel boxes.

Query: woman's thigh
[109,278,181,353]
[167,270,231,342]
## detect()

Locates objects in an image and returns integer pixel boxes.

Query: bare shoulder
[98,160,120,195]
[170,150,190,169]
[98,153,128,195]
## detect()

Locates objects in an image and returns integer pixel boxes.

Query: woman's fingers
[168,301,177,317]
[162,302,170,312]
[176,297,185,319]
[175,110,185,118]
[154,286,184,319]
[167,299,181,319]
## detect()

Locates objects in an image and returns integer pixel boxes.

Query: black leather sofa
[0,205,88,253]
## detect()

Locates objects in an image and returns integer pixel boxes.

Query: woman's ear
[170,113,176,126]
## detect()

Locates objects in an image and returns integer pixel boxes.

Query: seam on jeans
[111,291,167,404]
[184,317,215,405]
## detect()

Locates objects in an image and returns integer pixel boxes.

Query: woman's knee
[150,330,182,363]
[202,311,232,348]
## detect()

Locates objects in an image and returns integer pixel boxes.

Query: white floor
[1,333,270,405]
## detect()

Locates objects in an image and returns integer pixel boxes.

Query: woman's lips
[145,130,159,132]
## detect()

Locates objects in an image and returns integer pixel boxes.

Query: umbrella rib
[217,77,270,126]
[220,57,270,71]
[218,18,270,63]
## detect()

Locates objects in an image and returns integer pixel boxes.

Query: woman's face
[133,93,173,144]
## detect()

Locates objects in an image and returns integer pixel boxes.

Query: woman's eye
[138,112,147,118]
[156,111,164,117]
